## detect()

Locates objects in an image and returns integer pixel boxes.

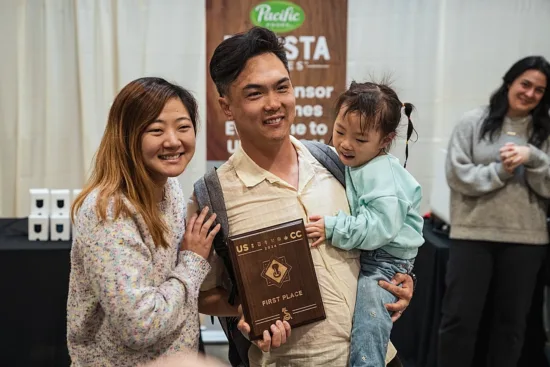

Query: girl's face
[332,106,393,168]
[507,69,547,117]
[141,98,196,186]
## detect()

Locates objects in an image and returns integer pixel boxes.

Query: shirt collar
[232,143,276,188]
[233,136,312,188]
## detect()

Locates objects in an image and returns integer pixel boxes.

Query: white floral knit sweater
[67,178,210,366]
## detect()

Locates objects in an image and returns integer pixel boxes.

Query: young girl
[306,81,424,367]
[67,77,220,366]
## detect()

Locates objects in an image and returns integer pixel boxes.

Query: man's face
[218,53,296,149]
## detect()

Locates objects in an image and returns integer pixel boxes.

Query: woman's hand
[500,143,531,173]
[180,206,221,259]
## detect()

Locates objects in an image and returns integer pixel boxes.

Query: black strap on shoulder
[301,140,345,187]
[193,168,238,305]
[194,168,248,366]
[201,168,230,239]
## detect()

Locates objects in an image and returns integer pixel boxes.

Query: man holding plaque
[193,27,414,366]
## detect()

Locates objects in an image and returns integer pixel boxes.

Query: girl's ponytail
[403,102,415,168]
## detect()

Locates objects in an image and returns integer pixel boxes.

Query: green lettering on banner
[250,1,305,33]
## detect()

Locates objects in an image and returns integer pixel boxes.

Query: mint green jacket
[325,154,424,260]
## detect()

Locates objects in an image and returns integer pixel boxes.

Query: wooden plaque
[228,219,326,340]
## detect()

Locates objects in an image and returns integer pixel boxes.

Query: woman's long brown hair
[71,77,199,248]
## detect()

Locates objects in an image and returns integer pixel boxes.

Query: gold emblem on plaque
[261,256,292,288]
[282,307,293,321]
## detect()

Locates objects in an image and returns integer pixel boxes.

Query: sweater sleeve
[524,144,550,198]
[81,215,211,350]
[445,118,513,197]
[325,195,408,251]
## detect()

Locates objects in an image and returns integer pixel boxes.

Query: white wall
[0,0,206,216]
[1,0,550,216]
[347,0,550,213]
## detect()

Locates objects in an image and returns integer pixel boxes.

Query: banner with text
[206,0,348,164]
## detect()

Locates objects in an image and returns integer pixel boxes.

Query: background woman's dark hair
[480,56,550,148]
[209,26,289,97]
[335,81,416,167]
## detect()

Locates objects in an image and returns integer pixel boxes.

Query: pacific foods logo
[250,1,305,33]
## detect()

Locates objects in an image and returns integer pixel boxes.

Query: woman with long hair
[67,77,220,366]
[439,56,550,367]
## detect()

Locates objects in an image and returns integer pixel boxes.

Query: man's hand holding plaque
[228,219,326,341]
[237,305,292,352]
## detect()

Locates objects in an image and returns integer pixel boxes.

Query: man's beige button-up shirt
[192,137,397,366]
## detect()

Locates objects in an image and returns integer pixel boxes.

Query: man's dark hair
[209,26,289,97]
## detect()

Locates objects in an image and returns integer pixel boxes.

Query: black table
[2,217,546,366]
[392,219,549,367]
[0,218,208,367]
[0,218,72,367]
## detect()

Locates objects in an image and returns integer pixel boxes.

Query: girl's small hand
[305,215,326,247]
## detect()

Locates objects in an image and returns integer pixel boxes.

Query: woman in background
[439,56,550,367]
[67,77,220,366]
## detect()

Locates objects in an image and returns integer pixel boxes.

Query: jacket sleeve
[524,143,550,198]
[81,214,210,350]
[325,195,408,251]
[446,118,513,197]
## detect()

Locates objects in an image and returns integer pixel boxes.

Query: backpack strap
[301,140,345,187]
[194,168,249,366]
[200,168,230,239]
[193,168,238,305]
